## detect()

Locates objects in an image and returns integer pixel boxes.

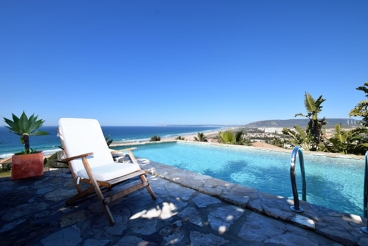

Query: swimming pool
[115,142,364,216]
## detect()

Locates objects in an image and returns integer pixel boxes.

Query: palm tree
[218,131,235,144]
[295,92,327,150]
[349,82,368,127]
[218,129,249,145]
[194,132,207,142]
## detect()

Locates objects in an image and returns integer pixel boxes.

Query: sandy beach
[110,127,286,151]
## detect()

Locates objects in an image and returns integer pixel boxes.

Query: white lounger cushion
[59,118,142,179]
[77,162,141,181]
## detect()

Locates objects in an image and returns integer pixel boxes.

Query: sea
[0,125,225,159]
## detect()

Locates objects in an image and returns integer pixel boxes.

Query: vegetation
[270,136,284,148]
[44,151,69,168]
[279,83,368,155]
[322,125,367,155]
[0,170,11,177]
[3,112,49,154]
[0,159,12,177]
[105,135,113,147]
[282,126,311,150]
[218,129,251,145]
[0,163,11,172]
[294,93,327,151]
[175,136,185,140]
[150,135,161,141]
[350,82,368,127]
[194,132,207,142]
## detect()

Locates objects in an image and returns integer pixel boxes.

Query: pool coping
[113,140,365,161]
[138,158,368,245]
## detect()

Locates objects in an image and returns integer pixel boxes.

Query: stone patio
[0,158,367,245]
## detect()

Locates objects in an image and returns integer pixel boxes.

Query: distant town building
[262,128,283,134]
[347,119,357,126]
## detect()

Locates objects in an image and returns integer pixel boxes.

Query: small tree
[150,135,161,141]
[271,136,284,148]
[295,92,327,151]
[194,132,207,142]
[349,82,368,126]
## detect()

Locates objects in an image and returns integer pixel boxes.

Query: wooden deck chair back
[59,118,114,175]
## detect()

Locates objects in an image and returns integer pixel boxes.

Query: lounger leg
[91,182,115,225]
[101,202,115,226]
[140,174,156,200]
[80,157,115,225]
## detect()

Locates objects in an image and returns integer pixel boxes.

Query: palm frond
[304,93,316,113]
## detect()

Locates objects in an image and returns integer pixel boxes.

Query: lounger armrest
[110,148,138,164]
[63,152,94,162]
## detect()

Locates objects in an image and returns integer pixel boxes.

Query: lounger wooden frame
[58,128,156,225]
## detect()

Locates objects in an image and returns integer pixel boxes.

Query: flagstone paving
[0,158,367,245]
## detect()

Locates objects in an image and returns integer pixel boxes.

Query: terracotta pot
[11,152,44,180]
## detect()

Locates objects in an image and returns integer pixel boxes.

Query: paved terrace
[0,158,368,245]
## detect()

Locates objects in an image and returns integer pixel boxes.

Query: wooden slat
[104,182,148,204]
[63,152,94,162]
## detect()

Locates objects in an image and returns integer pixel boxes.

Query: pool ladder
[361,152,368,233]
[290,148,368,233]
[289,146,306,213]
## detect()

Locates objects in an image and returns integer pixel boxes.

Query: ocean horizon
[0,125,226,159]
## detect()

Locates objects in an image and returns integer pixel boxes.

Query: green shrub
[150,135,161,141]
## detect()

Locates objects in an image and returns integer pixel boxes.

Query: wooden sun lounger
[58,118,156,225]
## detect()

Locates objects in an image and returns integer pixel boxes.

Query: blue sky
[1,1,367,126]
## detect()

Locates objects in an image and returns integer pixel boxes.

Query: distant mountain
[244,118,360,128]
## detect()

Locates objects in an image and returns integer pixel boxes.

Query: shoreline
[110,127,236,147]
[2,126,364,162]
[0,126,233,159]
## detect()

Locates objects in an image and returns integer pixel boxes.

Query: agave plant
[3,112,49,154]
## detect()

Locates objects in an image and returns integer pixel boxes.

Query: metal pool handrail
[289,146,306,213]
[361,151,368,233]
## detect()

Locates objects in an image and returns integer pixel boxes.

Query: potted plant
[3,112,49,180]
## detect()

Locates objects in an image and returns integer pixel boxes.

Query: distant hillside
[244,118,359,128]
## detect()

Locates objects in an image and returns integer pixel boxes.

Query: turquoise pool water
[115,142,364,216]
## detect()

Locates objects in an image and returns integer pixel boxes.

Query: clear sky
[1,1,367,126]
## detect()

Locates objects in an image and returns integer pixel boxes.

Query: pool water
[116,142,364,216]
